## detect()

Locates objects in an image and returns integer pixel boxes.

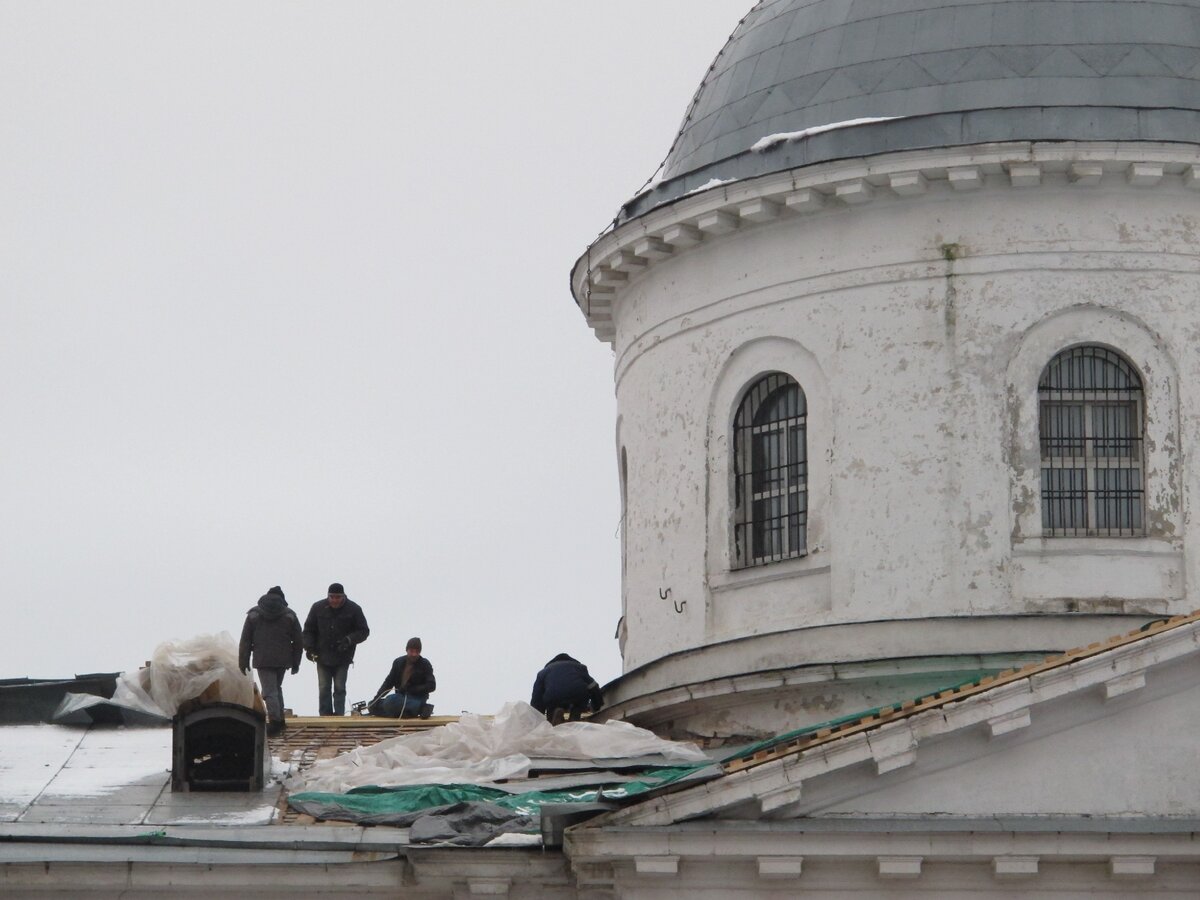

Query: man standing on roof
[530,653,604,724]
[302,582,370,716]
[369,637,436,719]
[239,585,303,736]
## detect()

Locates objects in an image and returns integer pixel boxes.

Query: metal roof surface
[0,725,283,828]
[624,0,1200,218]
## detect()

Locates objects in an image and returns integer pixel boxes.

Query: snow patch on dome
[751,117,903,153]
[686,176,736,196]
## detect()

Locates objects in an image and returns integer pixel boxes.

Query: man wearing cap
[369,637,436,719]
[302,582,370,716]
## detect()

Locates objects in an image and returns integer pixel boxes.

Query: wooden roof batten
[581,610,1200,829]
[271,715,460,826]
[723,611,1200,775]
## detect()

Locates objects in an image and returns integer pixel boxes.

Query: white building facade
[9,3,1200,897]
[572,0,1200,742]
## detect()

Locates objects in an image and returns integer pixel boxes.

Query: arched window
[733,373,807,568]
[1039,346,1144,536]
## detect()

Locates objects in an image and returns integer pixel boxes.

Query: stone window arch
[1038,345,1144,537]
[1005,306,1180,549]
[732,372,808,568]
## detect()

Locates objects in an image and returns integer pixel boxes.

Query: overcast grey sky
[1,2,750,714]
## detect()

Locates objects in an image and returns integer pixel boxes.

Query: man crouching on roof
[531,653,604,724]
[370,637,435,719]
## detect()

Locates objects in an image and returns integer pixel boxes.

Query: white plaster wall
[612,168,1196,675]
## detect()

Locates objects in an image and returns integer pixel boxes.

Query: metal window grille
[733,373,807,568]
[1038,346,1144,537]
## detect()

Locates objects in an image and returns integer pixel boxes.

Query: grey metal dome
[624,0,1200,219]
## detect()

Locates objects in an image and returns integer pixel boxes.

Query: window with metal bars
[1038,346,1144,537]
[733,372,807,569]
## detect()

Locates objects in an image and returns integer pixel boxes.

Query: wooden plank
[284,715,461,728]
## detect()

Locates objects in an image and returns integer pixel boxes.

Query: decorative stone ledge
[1103,670,1147,701]
[993,856,1039,878]
[757,856,803,879]
[634,855,679,875]
[573,142,1200,344]
[1110,856,1156,877]
[878,856,923,879]
[987,708,1032,738]
[868,726,918,774]
[564,827,1200,890]
[466,877,511,896]
[1008,163,1041,187]
[758,783,803,814]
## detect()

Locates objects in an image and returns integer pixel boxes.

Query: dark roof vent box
[172,701,267,792]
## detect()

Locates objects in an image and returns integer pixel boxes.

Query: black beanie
[268,585,284,598]
[328,582,345,595]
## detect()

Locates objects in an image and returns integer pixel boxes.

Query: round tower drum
[574,0,1200,741]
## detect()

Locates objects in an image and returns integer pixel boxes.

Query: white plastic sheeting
[55,632,257,720]
[143,631,256,714]
[292,701,708,794]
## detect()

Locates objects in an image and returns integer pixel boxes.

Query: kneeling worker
[371,637,435,718]
[531,653,603,724]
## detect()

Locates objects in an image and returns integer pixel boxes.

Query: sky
[0,1,751,715]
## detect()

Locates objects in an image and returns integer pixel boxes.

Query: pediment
[600,615,1200,827]
[799,655,1200,821]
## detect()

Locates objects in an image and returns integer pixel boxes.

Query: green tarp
[288,763,716,822]
[722,670,998,762]
[288,669,1001,837]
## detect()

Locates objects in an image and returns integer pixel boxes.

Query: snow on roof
[684,177,735,196]
[0,725,85,811]
[0,724,282,827]
[749,117,904,154]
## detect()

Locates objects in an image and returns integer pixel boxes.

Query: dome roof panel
[624,0,1200,219]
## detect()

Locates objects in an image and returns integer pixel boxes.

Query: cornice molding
[571,141,1200,345]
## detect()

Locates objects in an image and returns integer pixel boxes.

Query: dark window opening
[1039,346,1144,537]
[733,372,807,568]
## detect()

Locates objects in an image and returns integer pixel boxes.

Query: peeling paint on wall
[612,167,1196,728]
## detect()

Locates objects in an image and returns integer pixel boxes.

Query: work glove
[336,636,352,652]
[290,665,300,675]
[305,650,317,662]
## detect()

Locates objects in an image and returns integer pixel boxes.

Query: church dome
[624,0,1200,219]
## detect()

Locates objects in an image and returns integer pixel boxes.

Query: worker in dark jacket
[302,582,370,716]
[239,586,303,735]
[370,637,436,719]
[531,653,604,723]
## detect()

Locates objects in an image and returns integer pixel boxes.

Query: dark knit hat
[267,585,284,598]
[328,583,345,595]
[406,637,422,652]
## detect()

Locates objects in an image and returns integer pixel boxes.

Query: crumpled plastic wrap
[54,632,258,722]
[52,683,169,723]
[290,700,708,794]
[142,631,256,715]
